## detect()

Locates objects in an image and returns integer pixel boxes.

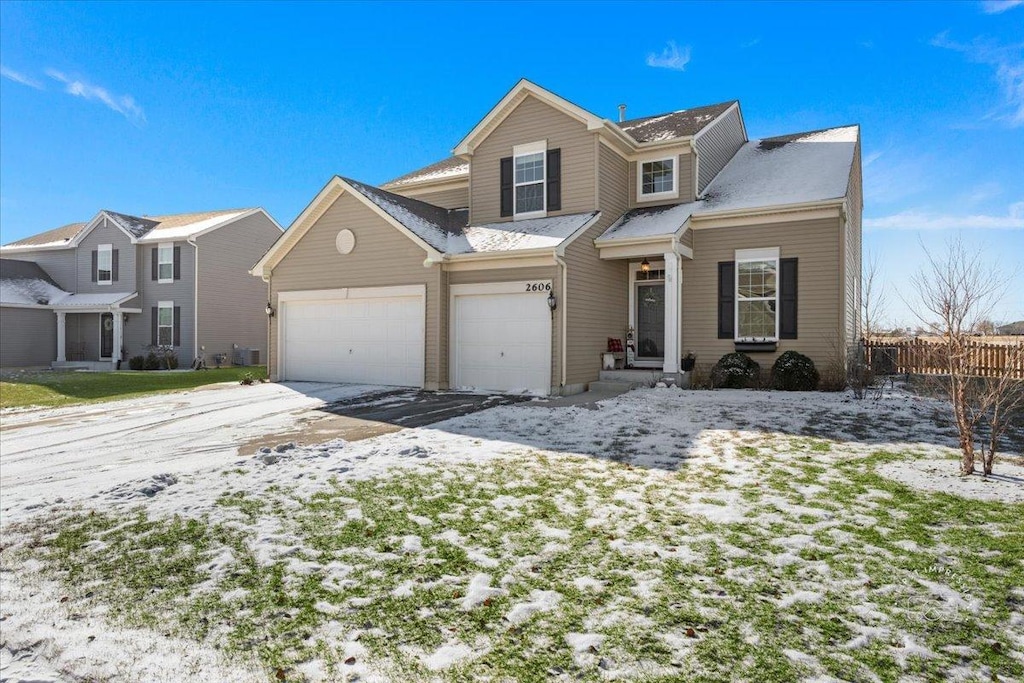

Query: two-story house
[252,80,862,395]
[0,208,283,369]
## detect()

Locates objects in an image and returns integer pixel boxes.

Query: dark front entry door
[636,282,665,359]
[100,312,114,359]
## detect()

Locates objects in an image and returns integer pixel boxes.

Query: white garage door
[281,289,424,387]
[452,285,552,394]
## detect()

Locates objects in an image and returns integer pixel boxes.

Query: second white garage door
[451,283,552,394]
[280,287,424,387]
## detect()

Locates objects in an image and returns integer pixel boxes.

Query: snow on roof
[342,178,456,252]
[104,211,158,239]
[137,210,250,242]
[1,222,86,250]
[615,101,736,143]
[449,212,599,254]
[0,259,69,306]
[598,124,858,242]
[383,156,469,188]
[51,292,138,308]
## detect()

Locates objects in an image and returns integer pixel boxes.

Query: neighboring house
[253,79,862,395]
[997,321,1024,336]
[1,209,283,369]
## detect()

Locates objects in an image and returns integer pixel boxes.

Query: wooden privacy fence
[863,338,1024,379]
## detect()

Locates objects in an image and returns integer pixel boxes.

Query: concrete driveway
[0,382,528,521]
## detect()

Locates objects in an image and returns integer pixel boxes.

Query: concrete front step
[588,380,640,392]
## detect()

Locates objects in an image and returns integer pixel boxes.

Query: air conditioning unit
[232,347,260,366]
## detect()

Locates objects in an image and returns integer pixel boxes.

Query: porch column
[663,252,680,374]
[112,310,123,369]
[55,311,66,362]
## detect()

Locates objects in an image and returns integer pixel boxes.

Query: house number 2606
[525,282,552,292]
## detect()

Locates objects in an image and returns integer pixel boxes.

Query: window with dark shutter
[500,157,513,217]
[718,261,735,339]
[173,306,181,346]
[151,307,158,345]
[151,247,158,281]
[779,258,798,339]
[112,249,119,282]
[173,246,181,280]
[91,250,98,282]
[547,148,561,211]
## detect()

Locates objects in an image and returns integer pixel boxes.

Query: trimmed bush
[143,353,161,370]
[771,350,820,391]
[711,352,761,389]
[128,355,145,371]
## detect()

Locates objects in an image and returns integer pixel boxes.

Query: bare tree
[974,344,1024,475]
[908,236,1010,476]
[861,251,888,341]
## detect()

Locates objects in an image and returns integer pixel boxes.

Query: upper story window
[638,156,678,201]
[97,244,113,285]
[513,141,546,219]
[158,243,174,283]
[736,248,779,340]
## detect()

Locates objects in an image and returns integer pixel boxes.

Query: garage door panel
[281,294,424,387]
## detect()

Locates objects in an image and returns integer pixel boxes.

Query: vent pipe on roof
[618,104,627,122]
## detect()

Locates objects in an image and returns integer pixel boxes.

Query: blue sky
[1,0,1021,325]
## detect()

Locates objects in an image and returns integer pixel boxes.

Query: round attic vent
[335,229,356,255]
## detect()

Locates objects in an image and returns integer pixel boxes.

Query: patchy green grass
[0,366,267,409]
[8,438,1022,682]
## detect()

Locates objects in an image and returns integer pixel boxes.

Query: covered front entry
[52,293,141,369]
[450,282,552,394]
[626,256,684,373]
[278,286,425,387]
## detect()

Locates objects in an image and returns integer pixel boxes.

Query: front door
[636,282,665,361]
[100,312,114,359]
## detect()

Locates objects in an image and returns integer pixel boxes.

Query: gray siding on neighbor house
[562,141,630,389]
[470,94,596,224]
[195,212,282,365]
[3,249,78,291]
[134,242,196,363]
[681,216,843,372]
[268,192,443,387]
[75,218,137,294]
[628,150,696,207]
[0,306,56,367]
[694,105,745,193]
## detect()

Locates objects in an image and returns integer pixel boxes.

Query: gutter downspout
[554,254,568,392]
[188,237,199,364]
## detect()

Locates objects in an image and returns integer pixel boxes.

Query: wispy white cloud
[740,38,761,49]
[964,181,1003,204]
[865,202,1024,230]
[1,65,44,90]
[980,0,1022,14]
[45,69,146,126]
[931,32,1024,127]
[646,41,691,71]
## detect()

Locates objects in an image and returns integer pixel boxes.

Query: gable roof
[382,156,469,189]
[598,124,859,242]
[616,100,736,143]
[0,258,70,306]
[2,208,279,251]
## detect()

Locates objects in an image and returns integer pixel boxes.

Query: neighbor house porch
[52,293,141,370]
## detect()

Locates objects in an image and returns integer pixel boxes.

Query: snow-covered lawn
[2,387,1022,682]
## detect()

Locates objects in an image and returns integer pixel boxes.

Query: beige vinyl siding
[1,249,77,291]
[682,217,843,371]
[562,141,630,388]
[268,192,442,387]
[76,219,136,293]
[394,185,469,210]
[628,150,695,207]
[447,265,561,391]
[136,243,196,362]
[195,211,282,365]
[843,142,863,344]
[694,106,745,193]
[0,307,56,366]
[470,95,596,224]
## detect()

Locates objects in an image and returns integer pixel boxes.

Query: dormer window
[513,141,547,219]
[638,156,678,201]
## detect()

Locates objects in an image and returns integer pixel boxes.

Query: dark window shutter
[91,250,98,282]
[546,148,561,211]
[173,306,181,346]
[151,307,158,345]
[173,246,181,280]
[111,249,119,282]
[779,258,798,339]
[718,261,735,339]
[151,247,158,280]
[499,156,513,217]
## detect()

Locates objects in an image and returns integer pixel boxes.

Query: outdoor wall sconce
[265,302,275,317]
[640,258,651,273]
[547,291,557,311]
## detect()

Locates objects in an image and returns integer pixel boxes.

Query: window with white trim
[638,157,677,200]
[514,141,546,217]
[158,243,174,282]
[157,301,174,346]
[97,244,112,284]
[736,249,779,340]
